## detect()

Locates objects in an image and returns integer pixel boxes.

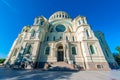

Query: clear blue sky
[0,0,120,58]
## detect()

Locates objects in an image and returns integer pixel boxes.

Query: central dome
[49,11,72,21]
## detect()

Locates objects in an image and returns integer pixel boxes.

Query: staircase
[47,62,78,71]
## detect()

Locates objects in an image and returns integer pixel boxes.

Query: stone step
[49,62,75,70]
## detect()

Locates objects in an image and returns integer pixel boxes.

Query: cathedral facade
[4,11,118,70]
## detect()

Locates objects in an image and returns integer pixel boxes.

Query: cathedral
[4,11,118,70]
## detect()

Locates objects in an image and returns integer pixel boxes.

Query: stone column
[53,47,57,62]
[66,44,70,63]
[63,46,66,62]
[50,46,54,57]
[81,42,90,70]
[64,44,69,63]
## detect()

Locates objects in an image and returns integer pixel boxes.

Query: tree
[116,46,120,54]
[113,46,120,66]
[113,54,120,66]
[0,59,5,63]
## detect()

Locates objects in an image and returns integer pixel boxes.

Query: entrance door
[57,51,64,61]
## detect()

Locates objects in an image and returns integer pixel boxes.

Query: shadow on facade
[37,42,49,70]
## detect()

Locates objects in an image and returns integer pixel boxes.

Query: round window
[55,25,66,32]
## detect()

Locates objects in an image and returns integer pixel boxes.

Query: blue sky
[0,0,120,58]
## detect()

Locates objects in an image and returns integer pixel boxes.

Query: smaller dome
[49,11,72,21]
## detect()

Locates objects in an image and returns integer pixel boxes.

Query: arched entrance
[57,45,64,62]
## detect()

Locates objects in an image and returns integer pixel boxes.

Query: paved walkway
[0,67,120,80]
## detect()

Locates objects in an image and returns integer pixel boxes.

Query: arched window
[25,30,28,32]
[60,36,62,40]
[65,15,67,18]
[53,36,55,41]
[72,36,74,41]
[25,44,32,54]
[59,14,61,17]
[72,47,76,55]
[45,47,50,55]
[66,36,68,41]
[90,45,95,54]
[46,36,49,41]
[57,15,58,17]
[62,15,64,18]
[48,25,50,31]
[41,21,44,25]
[78,20,81,25]
[81,19,85,24]
[86,30,90,37]
[31,30,35,37]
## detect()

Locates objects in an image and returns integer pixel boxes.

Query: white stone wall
[5,11,116,70]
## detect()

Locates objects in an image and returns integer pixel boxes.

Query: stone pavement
[0,67,120,80]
